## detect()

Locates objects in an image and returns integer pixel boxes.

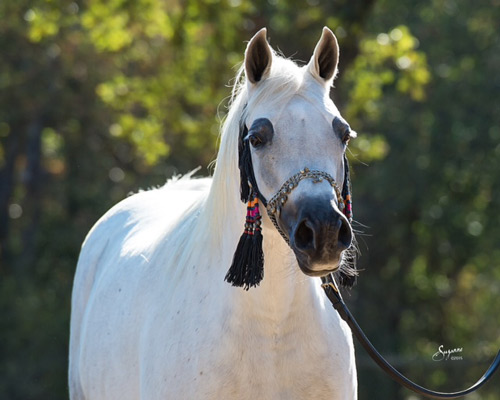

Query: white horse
[69,27,358,400]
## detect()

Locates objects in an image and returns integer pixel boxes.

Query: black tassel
[341,154,353,222]
[225,233,250,286]
[338,154,357,288]
[226,116,265,290]
[225,194,264,290]
[238,124,252,202]
[238,121,264,204]
[247,213,264,287]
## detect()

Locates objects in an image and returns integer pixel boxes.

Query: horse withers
[69,27,358,400]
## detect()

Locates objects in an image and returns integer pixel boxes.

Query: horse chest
[75,256,356,400]
[142,293,355,400]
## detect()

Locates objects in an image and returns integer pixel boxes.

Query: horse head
[227,27,357,289]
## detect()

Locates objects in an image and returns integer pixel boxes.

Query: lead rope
[321,274,500,399]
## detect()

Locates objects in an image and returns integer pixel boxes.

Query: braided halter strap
[265,167,345,245]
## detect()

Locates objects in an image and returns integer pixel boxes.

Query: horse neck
[203,121,320,326]
[231,216,320,326]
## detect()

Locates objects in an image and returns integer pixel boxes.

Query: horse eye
[333,116,353,145]
[247,118,274,148]
[249,134,264,148]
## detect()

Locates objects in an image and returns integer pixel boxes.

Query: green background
[1,0,499,398]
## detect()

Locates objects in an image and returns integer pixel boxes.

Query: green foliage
[1,1,499,399]
[344,25,430,162]
[344,1,500,398]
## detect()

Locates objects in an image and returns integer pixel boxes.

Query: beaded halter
[265,167,346,246]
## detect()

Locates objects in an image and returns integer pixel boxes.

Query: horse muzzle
[264,167,352,276]
[287,195,352,276]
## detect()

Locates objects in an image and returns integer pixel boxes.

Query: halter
[224,115,355,290]
[224,163,351,290]
[266,167,346,246]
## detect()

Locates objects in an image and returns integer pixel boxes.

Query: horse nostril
[338,218,352,250]
[294,219,315,252]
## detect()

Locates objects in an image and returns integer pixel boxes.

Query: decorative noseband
[265,167,345,246]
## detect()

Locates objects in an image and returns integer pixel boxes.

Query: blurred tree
[0,1,377,398]
[0,0,498,399]
[341,1,500,399]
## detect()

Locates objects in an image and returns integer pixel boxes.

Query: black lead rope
[320,274,500,399]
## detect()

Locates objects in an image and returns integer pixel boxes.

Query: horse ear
[245,28,273,84]
[307,27,340,84]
